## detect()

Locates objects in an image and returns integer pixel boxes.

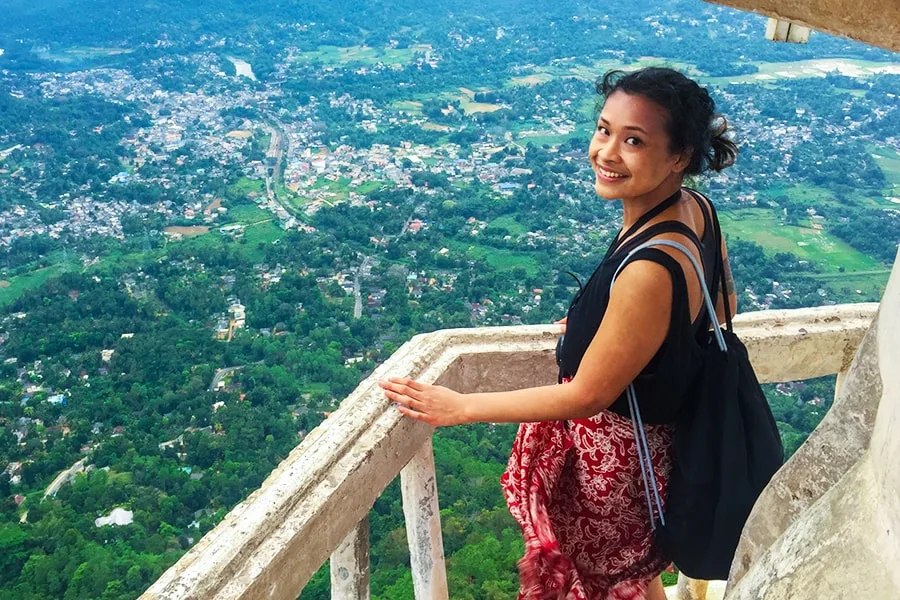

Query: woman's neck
[621,179,684,230]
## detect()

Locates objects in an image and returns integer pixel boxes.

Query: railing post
[400,437,449,600]
[835,368,850,399]
[330,517,370,600]
[675,574,708,600]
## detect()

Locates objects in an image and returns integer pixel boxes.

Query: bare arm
[379,259,674,425]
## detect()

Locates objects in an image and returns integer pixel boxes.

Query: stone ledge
[141,304,877,600]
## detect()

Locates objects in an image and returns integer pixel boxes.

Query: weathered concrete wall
[705,0,900,51]
[728,310,883,586]
[725,251,900,599]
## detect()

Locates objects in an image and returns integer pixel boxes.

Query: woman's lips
[596,166,629,182]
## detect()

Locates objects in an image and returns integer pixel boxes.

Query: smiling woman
[381,67,741,600]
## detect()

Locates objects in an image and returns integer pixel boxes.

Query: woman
[380,67,739,599]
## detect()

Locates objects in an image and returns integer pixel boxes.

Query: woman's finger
[382,384,427,411]
[379,379,421,400]
[396,404,436,427]
[389,377,427,392]
[383,388,412,407]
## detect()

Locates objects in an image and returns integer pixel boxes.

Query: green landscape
[295,44,433,67]
[0,0,897,598]
[720,209,881,271]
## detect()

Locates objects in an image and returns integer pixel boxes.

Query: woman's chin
[594,181,624,200]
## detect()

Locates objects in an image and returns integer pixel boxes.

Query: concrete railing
[140,303,877,600]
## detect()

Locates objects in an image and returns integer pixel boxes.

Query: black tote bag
[611,237,784,581]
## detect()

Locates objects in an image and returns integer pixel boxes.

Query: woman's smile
[595,164,630,182]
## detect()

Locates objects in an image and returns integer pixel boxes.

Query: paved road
[353,256,372,319]
[44,457,88,498]
[209,365,244,391]
[263,122,284,203]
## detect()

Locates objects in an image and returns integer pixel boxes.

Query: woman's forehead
[599,91,670,134]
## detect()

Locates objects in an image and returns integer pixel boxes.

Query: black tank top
[557,188,720,424]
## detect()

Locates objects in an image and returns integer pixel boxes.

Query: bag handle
[609,238,727,530]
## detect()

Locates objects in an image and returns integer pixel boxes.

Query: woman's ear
[673,147,693,174]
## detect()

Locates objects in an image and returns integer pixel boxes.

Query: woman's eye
[625,137,643,146]
[596,126,609,136]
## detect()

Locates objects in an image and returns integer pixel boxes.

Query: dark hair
[596,67,737,175]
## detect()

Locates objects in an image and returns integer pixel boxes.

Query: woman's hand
[554,316,567,333]
[378,377,469,427]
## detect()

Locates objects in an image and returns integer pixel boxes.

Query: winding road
[209,365,244,391]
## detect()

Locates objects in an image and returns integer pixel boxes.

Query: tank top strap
[683,187,713,240]
[607,189,682,257]
[612,220,704,260]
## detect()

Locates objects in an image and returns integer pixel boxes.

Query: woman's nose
[597,142,619,162]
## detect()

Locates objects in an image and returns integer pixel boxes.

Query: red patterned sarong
[501,398,673,600]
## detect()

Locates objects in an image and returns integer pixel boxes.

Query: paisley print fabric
[501,390,674,600]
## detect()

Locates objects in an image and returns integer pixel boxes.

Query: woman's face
[588,90,689,202]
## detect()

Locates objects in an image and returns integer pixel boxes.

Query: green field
[808,271,890,299]
[355,180,387,194]
[509,96,594,147]
[448,88,505,115]
[448,241,540,276]
[516,132,578,147]
[394,88,506,118]
[515,56,701,86]
[476,248,540,276]
[242,220,285,248]
[224,203,274,224]
[720,208,883,273]
[299,383,331,395]
[871,145,900,201]
[296,44,431,67]
[36,46,135,64]
[700,58,900,87]
[506,56,900,94]
[312,177,352,198]
[219,204,285,249]
[392,100,424,113]
[227,176,265,198]
[760,182,856,210]
[0,263,70,307]
[488,215,528,235]
[506,73,554,87]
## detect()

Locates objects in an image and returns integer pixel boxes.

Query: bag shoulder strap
[708,202,735,332]
[609,238,728,532]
